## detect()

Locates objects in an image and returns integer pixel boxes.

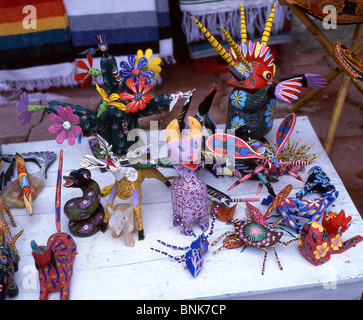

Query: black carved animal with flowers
[63,168,106,237]
[192,2,327,140]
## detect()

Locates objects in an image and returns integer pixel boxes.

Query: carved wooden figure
[192,2,326,140]
[0,197,23,300]
[108,203,137,248]
[166,116,209,236]
[31,150,77,300]
[63,168,106,237]
[80,135,171,241]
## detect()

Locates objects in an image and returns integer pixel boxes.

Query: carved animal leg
[211,231,234,246]
[173,213,182,227]
[132,189,144,240]
[157,239,190,250]
[212,245,225,254]
[198,215,209,232]
[180,221,195,236]
[270,220,283,231]
[272,245,283,271]
[133,205,144,240]
[279,238,298,246]
[105,184,117,223]
[261,248,268,275]
[7,277,19,298]
[279,209,302,233]
[150,247,186,262]
[39,287,50,300]
[60,283,71,300]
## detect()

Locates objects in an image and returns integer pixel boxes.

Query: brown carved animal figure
[80,135,171,241]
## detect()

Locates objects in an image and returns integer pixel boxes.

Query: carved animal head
[166,116,203,170]
[63,168,92,189]
[80,135,138,182]
[191,3,276,91]
[322,210,352,236]
[30,240,57,270]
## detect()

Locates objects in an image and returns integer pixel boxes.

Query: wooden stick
[324,24,363,155]
[287,4,363,112]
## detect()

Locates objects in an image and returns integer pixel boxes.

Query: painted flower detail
[243,223,267,243]
[136,48,161,79]
[237,62,252,78]
[231,116,245,130]
[95,84,125,117]
[119,77,152,113]
[310,221,324,232]
[119,54,155,84]
[48,105,82,145]
[330,234,343,251]
[230,90,247,109]
[16,92,31,125]
[75,55,102,87]
[264,99,276,128]
[313,242,330,259]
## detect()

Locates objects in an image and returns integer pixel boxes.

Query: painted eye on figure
[263,71,273,81]
[83,172,90,179]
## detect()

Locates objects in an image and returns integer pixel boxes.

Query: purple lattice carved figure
[167,116,209,236]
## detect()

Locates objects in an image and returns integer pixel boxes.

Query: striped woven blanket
[0,0,72,69]
[179,0,290,44]
[0,0,74,95]
[65,0,173,60]
[0,0,174,101]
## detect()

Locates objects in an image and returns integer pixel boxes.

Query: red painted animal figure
[298,219,362,266]
[31,233,76,300]
[30,149,77,300]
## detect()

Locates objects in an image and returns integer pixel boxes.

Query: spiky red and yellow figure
[192,2,327,140]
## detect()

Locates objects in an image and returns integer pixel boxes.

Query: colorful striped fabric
[0,0,72,70]
[0,0,174,100]
[64,0,173,60]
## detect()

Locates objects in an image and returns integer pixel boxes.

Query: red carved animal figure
[31,233,76,300]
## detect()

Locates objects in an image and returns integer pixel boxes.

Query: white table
[2,116,362,300]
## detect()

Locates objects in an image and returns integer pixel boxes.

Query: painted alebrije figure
[298,221,362,267]
[0,197,23,300]
[31,150,77,300]
[63,168,106,237]
[167,116,209,236]
[150,203,219,278]
[212,185,298,275]
[276,167,338,233]
[276,189,338,234]
[207,113,310,195]
[191,3,327,140]
[80,135,171,241]
[17,35,190,155]
[15,153,32,215]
